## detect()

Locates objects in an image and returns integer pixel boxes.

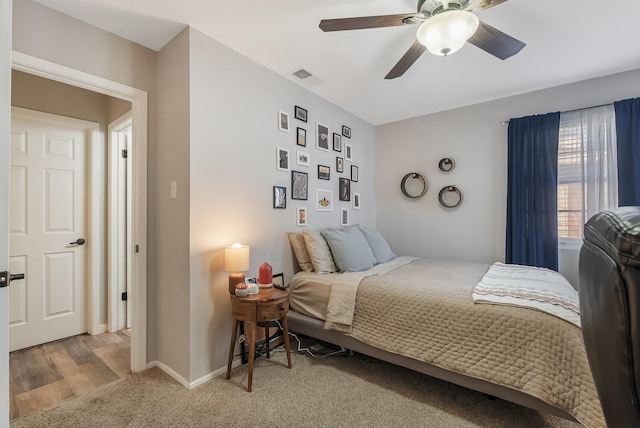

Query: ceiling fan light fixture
[416,10,479,56]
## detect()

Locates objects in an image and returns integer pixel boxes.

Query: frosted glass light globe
[416,10,479,56]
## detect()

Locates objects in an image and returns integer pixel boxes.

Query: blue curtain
[506,112,561,270]
[614,98,640,206]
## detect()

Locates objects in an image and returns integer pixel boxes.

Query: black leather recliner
[580,207,640,427]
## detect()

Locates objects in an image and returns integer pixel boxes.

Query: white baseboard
[146,360,190,388]
[147,357,243,390]
[88,323,107,335]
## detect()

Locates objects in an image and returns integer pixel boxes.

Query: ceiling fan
[319,0,525,79]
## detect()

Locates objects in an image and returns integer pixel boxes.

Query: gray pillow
[358,226,396,264]
[321,226,376,272]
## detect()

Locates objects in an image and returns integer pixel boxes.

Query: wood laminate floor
[9,330,131,419]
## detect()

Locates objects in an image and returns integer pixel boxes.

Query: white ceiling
[33,0,640,125]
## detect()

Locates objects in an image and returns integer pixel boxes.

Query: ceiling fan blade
[385,40,427,80]
[467,21,525,60]
[319,14,421,32]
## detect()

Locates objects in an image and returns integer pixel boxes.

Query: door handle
[0,271,25,288]
[70,238,86,246]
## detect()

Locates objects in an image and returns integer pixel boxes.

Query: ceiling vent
[292,68,313,80]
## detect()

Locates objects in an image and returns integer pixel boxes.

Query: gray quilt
[348,259,604,427]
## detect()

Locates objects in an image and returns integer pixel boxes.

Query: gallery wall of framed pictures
[273,104,361,227]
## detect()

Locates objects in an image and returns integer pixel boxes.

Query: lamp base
[229,273,245,294]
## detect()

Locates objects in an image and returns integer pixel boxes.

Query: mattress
[289,258,604,427]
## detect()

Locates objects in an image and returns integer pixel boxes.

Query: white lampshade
[416,10,479,56]
[225,243,250,272]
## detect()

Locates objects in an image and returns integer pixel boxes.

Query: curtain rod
[501,102,614,126]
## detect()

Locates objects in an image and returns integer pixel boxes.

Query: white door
[9,109,87,352]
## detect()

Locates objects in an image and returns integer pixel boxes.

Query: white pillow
[302,229,337,274]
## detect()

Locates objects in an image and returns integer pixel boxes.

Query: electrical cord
[231,321,349,360]
[273,320,347,359]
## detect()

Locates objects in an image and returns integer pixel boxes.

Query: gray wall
[12,70,131,127]
[154,28,191,380]
[375,68,640,288]
[187,28,375,381]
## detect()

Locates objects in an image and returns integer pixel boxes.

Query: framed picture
[332,133,342,152]
[295,105,308,122]
[342,125,351,138]
[273,186,286,209]
[296,207,307,226]
[351,165,358,182]
[276,147,290,171]
[291,170,308,200]
[341,208,349,226]
[296,150,310,167]
[296,127,306,147]
[316,189,333,212]
[316,122,329,151]
[339,177,351,201]
[278,110,289,132]
[353,192,360,210]
[345,143,353,162]
[336,157,343,173]
[318,165,330,180]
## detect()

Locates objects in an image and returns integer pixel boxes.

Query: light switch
[170,180,177,199]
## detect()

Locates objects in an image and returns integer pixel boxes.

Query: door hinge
[122,149,128,159]
[121,292,128,301]
[135,244,139,253]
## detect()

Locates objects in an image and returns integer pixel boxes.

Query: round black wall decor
[438,158,455,172]
[400,173,428,199]
[438,186,463,208]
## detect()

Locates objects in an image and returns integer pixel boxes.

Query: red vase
[258,262,272,285]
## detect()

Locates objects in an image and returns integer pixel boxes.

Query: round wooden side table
[225,287,292,392]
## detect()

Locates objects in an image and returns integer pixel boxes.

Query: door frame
[1,1,12,424]
[11,106,101,346]
[11,51,148,373]
[107,112,132,332]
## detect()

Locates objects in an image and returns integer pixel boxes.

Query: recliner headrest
[584,207,640,268]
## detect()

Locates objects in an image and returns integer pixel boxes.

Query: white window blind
[557,105,618,240]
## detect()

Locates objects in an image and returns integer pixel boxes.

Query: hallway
[9,330,130,419]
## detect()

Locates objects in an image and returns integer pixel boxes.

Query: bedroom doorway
[10,51,148,373]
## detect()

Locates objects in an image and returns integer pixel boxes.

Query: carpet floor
[10,349,582,427]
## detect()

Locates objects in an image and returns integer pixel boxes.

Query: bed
[286,227,604,427]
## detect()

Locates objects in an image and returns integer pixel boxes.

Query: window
[557,105,618,240]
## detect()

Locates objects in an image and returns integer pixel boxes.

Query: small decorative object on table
[234,283,249,297]
[258,262,273,288]
[247,282,259,295]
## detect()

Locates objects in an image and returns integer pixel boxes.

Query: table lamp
[225,243,250,294]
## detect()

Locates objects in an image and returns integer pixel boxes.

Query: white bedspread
[472,262,581,328]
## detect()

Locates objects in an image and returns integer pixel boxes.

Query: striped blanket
[472,263,580,328]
